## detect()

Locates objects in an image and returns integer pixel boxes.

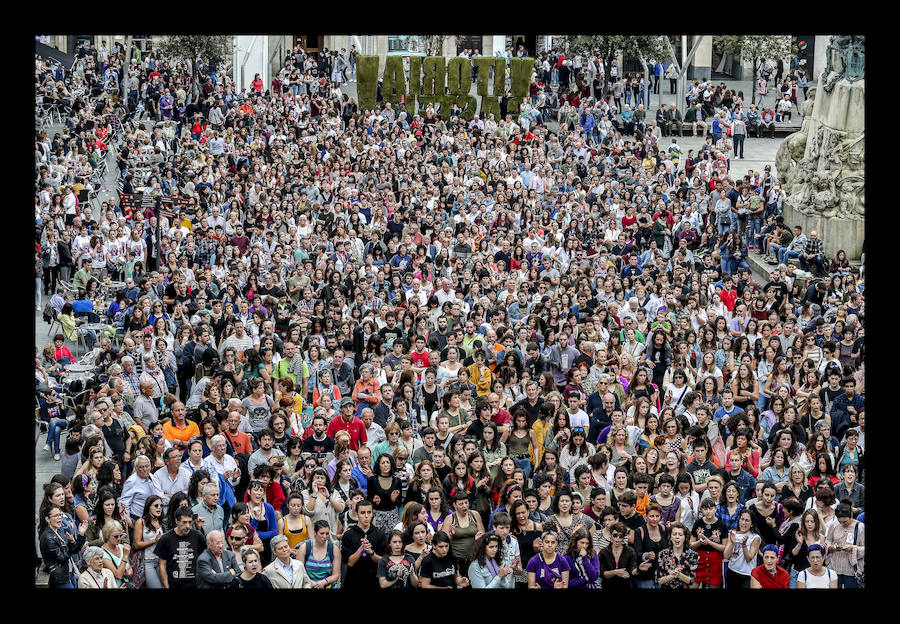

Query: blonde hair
[101,520,124,543]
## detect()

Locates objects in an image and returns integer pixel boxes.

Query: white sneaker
[43,444,50,452]
[54,453,61,461]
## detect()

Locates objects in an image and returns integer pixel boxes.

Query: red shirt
[244,480,286,511]
[410,349,430,369]
[325,415,367,451]
[751,564,790,588]
[491,409,511,428]
[720,288,738,312]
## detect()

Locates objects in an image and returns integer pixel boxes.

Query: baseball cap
[341,398,355,408]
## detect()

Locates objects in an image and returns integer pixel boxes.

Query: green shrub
[480,96,501,122]
[446,57,469,96]
[356,55,379,111]
[510,57,533,98]
[382,55,406,107]
[474,57,496,96]
[422,57,446,97]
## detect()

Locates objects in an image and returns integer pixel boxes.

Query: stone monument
[775,35,864,260]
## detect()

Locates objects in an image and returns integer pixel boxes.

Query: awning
[35,41,75,68]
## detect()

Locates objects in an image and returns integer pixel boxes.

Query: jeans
[632,577,658,588]
[733,134,745,158]
[144,557,163,588]
[717,220,731,236]
[747,217,762,247]
[513,457,532,479]
[36,277,42,309]
[789,568,800,589]
[837,574,859,589]
[800,257,826,276]
[625,90,631,106]
[49,573,77,589]
[45,418,68,453]
[768,243,783,262]
[79,329,98,351]
[779,248,801,265]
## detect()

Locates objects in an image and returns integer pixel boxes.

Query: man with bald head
[133,380,159,433]
[800,229,826,276]
[223,409,254,455]
[162,402,200,450]
[196,529,239,588]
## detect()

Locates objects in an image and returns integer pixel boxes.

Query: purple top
[526,552,571,588]
[563,553,601,588]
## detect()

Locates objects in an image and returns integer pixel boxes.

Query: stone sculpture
[778,36,864,220]
[776,36,864,259]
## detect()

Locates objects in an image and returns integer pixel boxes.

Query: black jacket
[40,526,84,585]
[57,240,73,266]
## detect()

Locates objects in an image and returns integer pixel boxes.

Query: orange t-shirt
[163,419,200,443]
[635,492,650,517]
[223,429,254,456]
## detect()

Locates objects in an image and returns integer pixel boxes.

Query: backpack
[42,303,55,324]
[181,339,196,369]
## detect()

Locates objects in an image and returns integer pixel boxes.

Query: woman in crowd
[78,546,119,589]
[130,494,163,588]
[722,509,760,588]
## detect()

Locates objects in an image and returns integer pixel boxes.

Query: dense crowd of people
[35,38,864,590]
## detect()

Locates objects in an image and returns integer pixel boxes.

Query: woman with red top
[806,453,840,488]
[251,73,264,94]
[730,427,760,478]
[750,544,790,588]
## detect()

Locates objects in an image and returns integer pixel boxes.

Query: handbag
[850,523,864,588]
[128,545,146,588]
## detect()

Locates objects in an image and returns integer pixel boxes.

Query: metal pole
[680,35,687,111]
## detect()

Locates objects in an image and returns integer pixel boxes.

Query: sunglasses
[612,533,624,539]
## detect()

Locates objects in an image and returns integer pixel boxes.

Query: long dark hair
[140,494,164,531]
[471,531,504,567]
[92,485,125,533]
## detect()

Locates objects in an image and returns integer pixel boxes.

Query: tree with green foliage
[557,35,670,79]
[716,35,792,104]
[153,35,231,79]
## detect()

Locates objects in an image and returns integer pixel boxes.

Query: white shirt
[566,409,589,430]
[203,453,240,485]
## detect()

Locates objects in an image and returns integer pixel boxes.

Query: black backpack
[181,339,197,370]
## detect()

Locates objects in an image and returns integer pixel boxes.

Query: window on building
[387,36,423,56]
